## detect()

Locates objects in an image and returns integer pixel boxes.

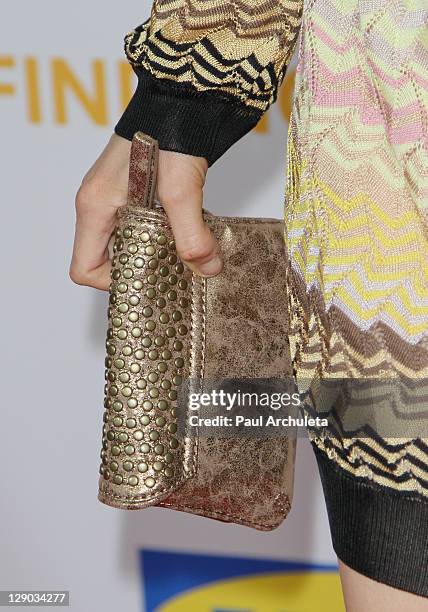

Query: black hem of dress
[312,443,428,598]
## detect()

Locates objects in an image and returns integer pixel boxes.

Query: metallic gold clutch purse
[98,132,296,531]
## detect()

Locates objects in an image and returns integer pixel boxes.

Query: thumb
[157,151,223,277]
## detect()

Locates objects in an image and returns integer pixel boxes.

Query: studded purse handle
[99,132,202,508]
[127,132,159,210]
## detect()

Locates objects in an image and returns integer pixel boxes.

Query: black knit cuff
[114,66,262,166]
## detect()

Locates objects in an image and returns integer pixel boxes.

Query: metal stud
[159,313,170,324]
[147,274,157,285]
[137,462,148,473]
[148,372,159,383]
[122,346,132,356]
[157,400,168,410]
[140,443,150,453]
[154,444,165,454]
[158,248,167,259]
[141,232,150,243]
[131,327,142,338]
[124,445,135,455]
[118,432,128,443]
[133,280,143,290]
[146,288,156,299]
[156,298,166,308]
[137,380,148,390]
[133,430,144,441]
[129,295,140,306]
[145,477,155,488]
[143,306,153,317]
[140,415,150,425]
[123,461,133,472]
[142,336,152,348]
[157,235,167,245]
[123,268,134,279]
[118,303,129,313]
[145,320,156,331]
[164,453,174,464]
[128,475,139,486]
[173,340,183,351]
[158,362,167,373]
[158,282,168,293]
[148,259,158,270]
[134,257,144,268]
[166,327,176,338]
[117,329,128,340]
[178,280,188,290]
[167,290,177,301]
[142,400,153,411]
[127,398,137,409]
[122,387,132,397]
[117,283,128,293]
[162,349,172,360]
[127,243,138,254]
[111,446,120,456]
[126,418,137,428]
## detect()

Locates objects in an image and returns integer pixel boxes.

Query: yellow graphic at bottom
[158,571,344,612]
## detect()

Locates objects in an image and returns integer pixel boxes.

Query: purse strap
[127,131,159,210]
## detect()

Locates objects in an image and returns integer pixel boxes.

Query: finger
[163,191,223,277]
[69,194,117,290]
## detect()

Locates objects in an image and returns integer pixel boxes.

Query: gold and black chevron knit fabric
[115,0,303,164]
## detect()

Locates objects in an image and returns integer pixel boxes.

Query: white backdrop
[1,2,340,610]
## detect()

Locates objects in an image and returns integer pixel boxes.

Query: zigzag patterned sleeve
[114,0,303,166]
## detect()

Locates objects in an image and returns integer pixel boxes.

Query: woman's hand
[69,133,223,290]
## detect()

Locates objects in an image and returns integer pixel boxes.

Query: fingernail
[199,256,223,277]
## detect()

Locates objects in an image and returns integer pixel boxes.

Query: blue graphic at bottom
[139,549,344,612]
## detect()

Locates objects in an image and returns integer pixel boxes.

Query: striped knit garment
[115,0,428,593]
[285,1,428,498]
